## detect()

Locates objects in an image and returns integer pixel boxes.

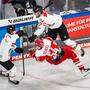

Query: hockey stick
[18,36,25,82]
[21,37,25,76]
[43,0,53,10]
[20,26,32,75]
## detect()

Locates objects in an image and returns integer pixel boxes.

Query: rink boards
[63,11,90,48]
[0,11,90,60]
[0,15,38,57]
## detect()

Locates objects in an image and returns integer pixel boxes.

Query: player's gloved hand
[15,47,24,53]
[53,48,65,62]
[28,34,37,42]
[16,30,25,37]
[52,55,60,62]
[57,48,65,57]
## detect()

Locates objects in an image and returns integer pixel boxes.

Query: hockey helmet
[33,5,43,17]
[7,25,15,34]
[35,38,44,48]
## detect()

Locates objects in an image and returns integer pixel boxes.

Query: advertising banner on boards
[62,11,90,48]
[0,15,38,60]
[0,11,90,61]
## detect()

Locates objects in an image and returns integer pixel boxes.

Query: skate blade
[82,71,90,78]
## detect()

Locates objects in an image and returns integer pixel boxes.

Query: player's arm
[28,25,46,42]
[35,56,46,62]
[34,25,46,36]
[9,34,24,54]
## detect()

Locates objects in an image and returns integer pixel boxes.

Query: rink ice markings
[12,48,90,89]
[16,60,90,89]
[20,69,90,89]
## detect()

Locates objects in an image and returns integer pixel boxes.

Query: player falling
[30,36,90,77]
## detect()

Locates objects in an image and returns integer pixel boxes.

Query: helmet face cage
[7,25,15,34]
[33,6,43,17]
[35,38,44,49]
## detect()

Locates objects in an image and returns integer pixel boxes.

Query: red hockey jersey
[35,37,79,65]
[35,37,60,61]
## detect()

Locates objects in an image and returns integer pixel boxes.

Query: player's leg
[47,28,57,40]
[0,60,19,84]
[58,23,85,56]
[69,49,90,77]
[0,64,9,77]
[58,23,70,41]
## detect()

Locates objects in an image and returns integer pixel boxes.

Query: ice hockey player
[0,25,24,85]
[33,37,90,77]
[28,5,85,57]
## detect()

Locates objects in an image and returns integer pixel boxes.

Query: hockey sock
[0,60,14,70]
[73,59,85,72]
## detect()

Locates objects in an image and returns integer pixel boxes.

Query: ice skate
[0,70,9,77]
[8,77,19,85]
[81,48,85,57]
[81,68,90,77]
[8,66,20,85]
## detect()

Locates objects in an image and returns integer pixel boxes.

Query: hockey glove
[16,31,25,37]
[52,55,60,62]
[28,34,37,42]
[15,48,24,53]
[53,49,65,62]
[58,48,65,57]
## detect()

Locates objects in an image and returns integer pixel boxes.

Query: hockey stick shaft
[43,0,53,10]
[20,37,25,76]
[20,26,31,76]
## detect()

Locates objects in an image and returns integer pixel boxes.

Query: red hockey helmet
[35,38,44,48]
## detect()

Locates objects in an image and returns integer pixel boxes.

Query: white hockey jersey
[35,37,60,61]
[34,13,62,36]
[0,33,19,62]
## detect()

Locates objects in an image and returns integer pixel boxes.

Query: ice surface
[0,48,90,90]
